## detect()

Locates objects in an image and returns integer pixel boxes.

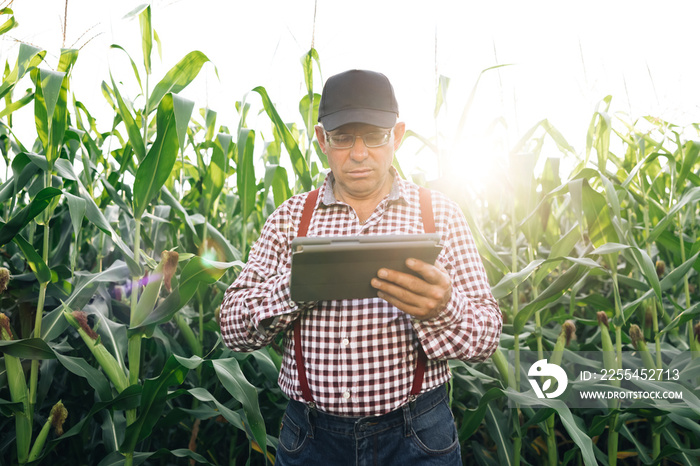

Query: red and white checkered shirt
[220,169,502,416]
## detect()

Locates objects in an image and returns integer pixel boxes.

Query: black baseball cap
[318,70,399,131]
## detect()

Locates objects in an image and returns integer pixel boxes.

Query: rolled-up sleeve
[219,203,304,352]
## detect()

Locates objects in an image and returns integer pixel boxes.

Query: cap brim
[320,108,397,131]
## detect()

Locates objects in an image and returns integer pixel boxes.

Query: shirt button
[341,338,349,346]
[342,390,351,400]
[288,301,296,308]
[349,213,356,219]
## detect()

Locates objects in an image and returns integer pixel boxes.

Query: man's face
[315,122,406,201]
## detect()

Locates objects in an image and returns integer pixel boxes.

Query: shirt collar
[319,167,408,207]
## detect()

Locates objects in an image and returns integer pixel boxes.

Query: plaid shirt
[220,169,502,416]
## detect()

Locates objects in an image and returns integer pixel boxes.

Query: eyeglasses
[324,130,392,149]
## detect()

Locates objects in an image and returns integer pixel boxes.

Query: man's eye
[332,135,354,145]
[365,132,389,145]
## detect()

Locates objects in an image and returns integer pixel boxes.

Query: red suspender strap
[410,187,433,397]
[419,186,435,234]
[297,189,319,238]
[293,318,314,403]
[293,189,319,403]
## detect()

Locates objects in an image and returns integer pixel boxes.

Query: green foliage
[0,6,699,466]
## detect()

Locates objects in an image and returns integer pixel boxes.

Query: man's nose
[349,136,369,161]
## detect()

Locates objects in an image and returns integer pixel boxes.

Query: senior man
[220,69,502,465]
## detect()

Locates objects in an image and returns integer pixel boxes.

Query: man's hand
[371,258,452,321]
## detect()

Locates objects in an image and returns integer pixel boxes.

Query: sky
[3,0,700,189]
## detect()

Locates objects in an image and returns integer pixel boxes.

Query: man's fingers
[376,267,432,295]
[371,276,445,320]
[372,259,452,320]
[404,258,450,286]
[375,290,422,316]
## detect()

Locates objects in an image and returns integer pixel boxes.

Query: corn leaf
[133,93,179,220]
[264,164,292,208]
[203,108,216,142]
[458,386,506,439]
[137,257,241,327]
[581,179,619,248]
[504,388,597,466]
[659,302,700,337]
[11,152,39,194]
[173,95,194,153]
[0,90,34,119]
[98,449,211,466]
[646,186,700,245]
[147,51,212,114]
[254,86,312,191]
[533,224,581,286]
[202,133,228,214]
[76,179,139,274]
[484,398,514,466]
[213,358,267,459]
[0,8,16,36]
[0,187,61,246]
[54,352,112,402]
[64,192,87,239]
[236,128,256,222]
[0,338,55,360]
[514,263,589,333]
[299,93,321,139]
[492,259,545,299]
[677,140,700,189]
[108,74,146,161]
[109,45,143,92]
[61,261,131,314]
[12,233,51,284]
[31,68,67,165]
[627,247,662,303]
[139,6,152,76]
[160,185,199,240]
[121,355,189,452]
[0,43,45,100]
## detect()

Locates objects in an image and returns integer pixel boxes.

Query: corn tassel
[1,313,32,464]
[63,309,129,393]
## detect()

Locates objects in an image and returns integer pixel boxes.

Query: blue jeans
[276,384,461,465]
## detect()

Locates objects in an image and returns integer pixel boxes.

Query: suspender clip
[307,401,318,416]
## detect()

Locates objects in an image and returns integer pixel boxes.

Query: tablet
[290,234,443,301]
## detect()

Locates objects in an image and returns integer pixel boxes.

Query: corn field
[0,5,699,466]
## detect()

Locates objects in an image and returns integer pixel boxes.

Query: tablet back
[290,234,442,301]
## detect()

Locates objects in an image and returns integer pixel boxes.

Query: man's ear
[315,125,327,153]
[392,122,406,151]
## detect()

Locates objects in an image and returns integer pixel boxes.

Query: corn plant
[408,70,700,466]
[2,4,700,466]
